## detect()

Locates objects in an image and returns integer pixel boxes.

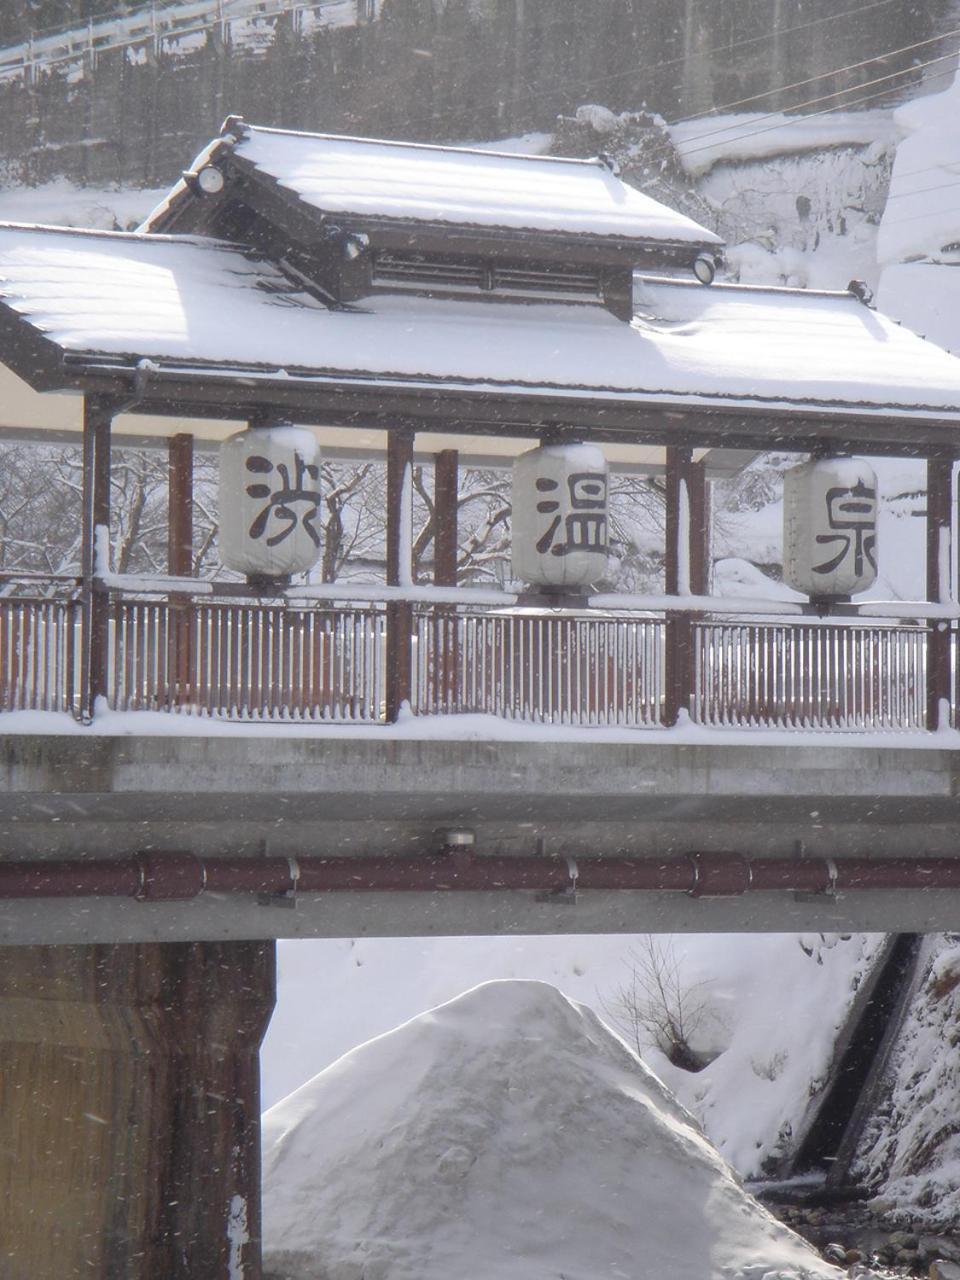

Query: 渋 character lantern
[512,443,609,589]
[219,423,323,579]
[783,457,878,598]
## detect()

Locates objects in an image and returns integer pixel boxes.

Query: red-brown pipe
[0,852,957,901]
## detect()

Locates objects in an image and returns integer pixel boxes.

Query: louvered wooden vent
[372,251,603,301]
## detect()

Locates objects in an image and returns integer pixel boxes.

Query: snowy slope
[265,933,881,1179]
[875,68,960,355]
[262,979,841,1280]
[851,935,960,1229]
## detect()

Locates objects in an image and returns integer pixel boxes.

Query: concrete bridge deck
[3,728,959,940]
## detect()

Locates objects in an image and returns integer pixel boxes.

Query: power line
[657,63,958,174]
[350,0,922,139]
[671,21,960,128]
[667,45,959,161]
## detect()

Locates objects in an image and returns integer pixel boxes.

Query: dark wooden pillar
[432,449,459,712]
[168,434,195,706]
[433,449,459,587]
[663,446,707,726]
[687,459,710,597]
[385,430,414,722]
[168,433,194,576]
[79,395,113,722]
[926,457,953,730]
[0,940,276,1280]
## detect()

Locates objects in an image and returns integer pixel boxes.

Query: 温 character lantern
[512,444,609,589]
[783,457,878,598]
[219,424,323,579]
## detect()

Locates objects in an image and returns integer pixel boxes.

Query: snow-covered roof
[170,125,722,248]
[2,222,960,424]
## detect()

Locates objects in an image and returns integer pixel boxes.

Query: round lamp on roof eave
[197,165,226,195]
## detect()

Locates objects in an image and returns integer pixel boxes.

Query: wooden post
[79,395,113,722]
[926,457,953,731]
[663,446,699,726]
[0,940,276,1279]
[433,449,459,587]
[168,434,194,706]
[686,458,710,597]
[385,430,414,722]
[168,433,194,576]
[432,450,459,713]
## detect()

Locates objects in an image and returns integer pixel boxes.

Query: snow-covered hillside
[261,980,840,1280]
[877,67,960,355]
[852,935,960,1229]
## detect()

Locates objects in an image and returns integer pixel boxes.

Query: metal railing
[111,597,386,721]
[0,594,79,713]
[0,580,953,734]
[414,608,664,726]
[694,618,929,731]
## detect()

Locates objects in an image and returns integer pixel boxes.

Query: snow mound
[262,978,839,1280]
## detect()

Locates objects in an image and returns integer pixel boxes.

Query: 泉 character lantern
[783,457,878,597]
[512,444,609,589]
[219,424,323,579]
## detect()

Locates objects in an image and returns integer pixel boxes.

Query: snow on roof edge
[0,218,245,251]
[244,121,603,169]
[63,353,960,424]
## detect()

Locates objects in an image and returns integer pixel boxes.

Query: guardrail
[0,577,952,732]
[0,0,375,79]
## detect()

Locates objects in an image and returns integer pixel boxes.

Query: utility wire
[348,0,932,139]
[660,62,960,171]
[670,22,960,128]
[666,45,958,161]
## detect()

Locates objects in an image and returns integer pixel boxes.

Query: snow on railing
[0,576,952,732]
[0,0,376,80]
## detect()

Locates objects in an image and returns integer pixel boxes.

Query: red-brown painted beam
[926,458,953,730]
[168,433,194,576]
[433,449,459,587]
[79,395,113,721]
[0,940,274,1278]
[385,430,415,722]
[3,852,960,900]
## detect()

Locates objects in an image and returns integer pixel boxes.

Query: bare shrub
[602,938,713,1073]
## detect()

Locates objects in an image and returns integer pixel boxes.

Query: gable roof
[2,221,960,454]
[143,122,722,257]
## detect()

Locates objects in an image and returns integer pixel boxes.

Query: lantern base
[808,594,851,615]
[245,572,292,590]
[517,587,593,607]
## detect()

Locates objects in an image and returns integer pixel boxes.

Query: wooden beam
[79,395,113,723]
[926,458,953,730]
[167,433,195,707]
[0,940,275,1278]
[385,430,414,722]
[386,430,414,587]
[663,446,695,727]
[687,459,710,597]
[433,449,459,587]
[664,445,691,596]
[168,432,194,577]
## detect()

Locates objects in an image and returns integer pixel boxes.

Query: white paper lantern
[512,444,609,589]
[219,424,323,578]
[783,457,878,597]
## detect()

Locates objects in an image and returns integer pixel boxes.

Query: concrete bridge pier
[0,940,276,1280]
